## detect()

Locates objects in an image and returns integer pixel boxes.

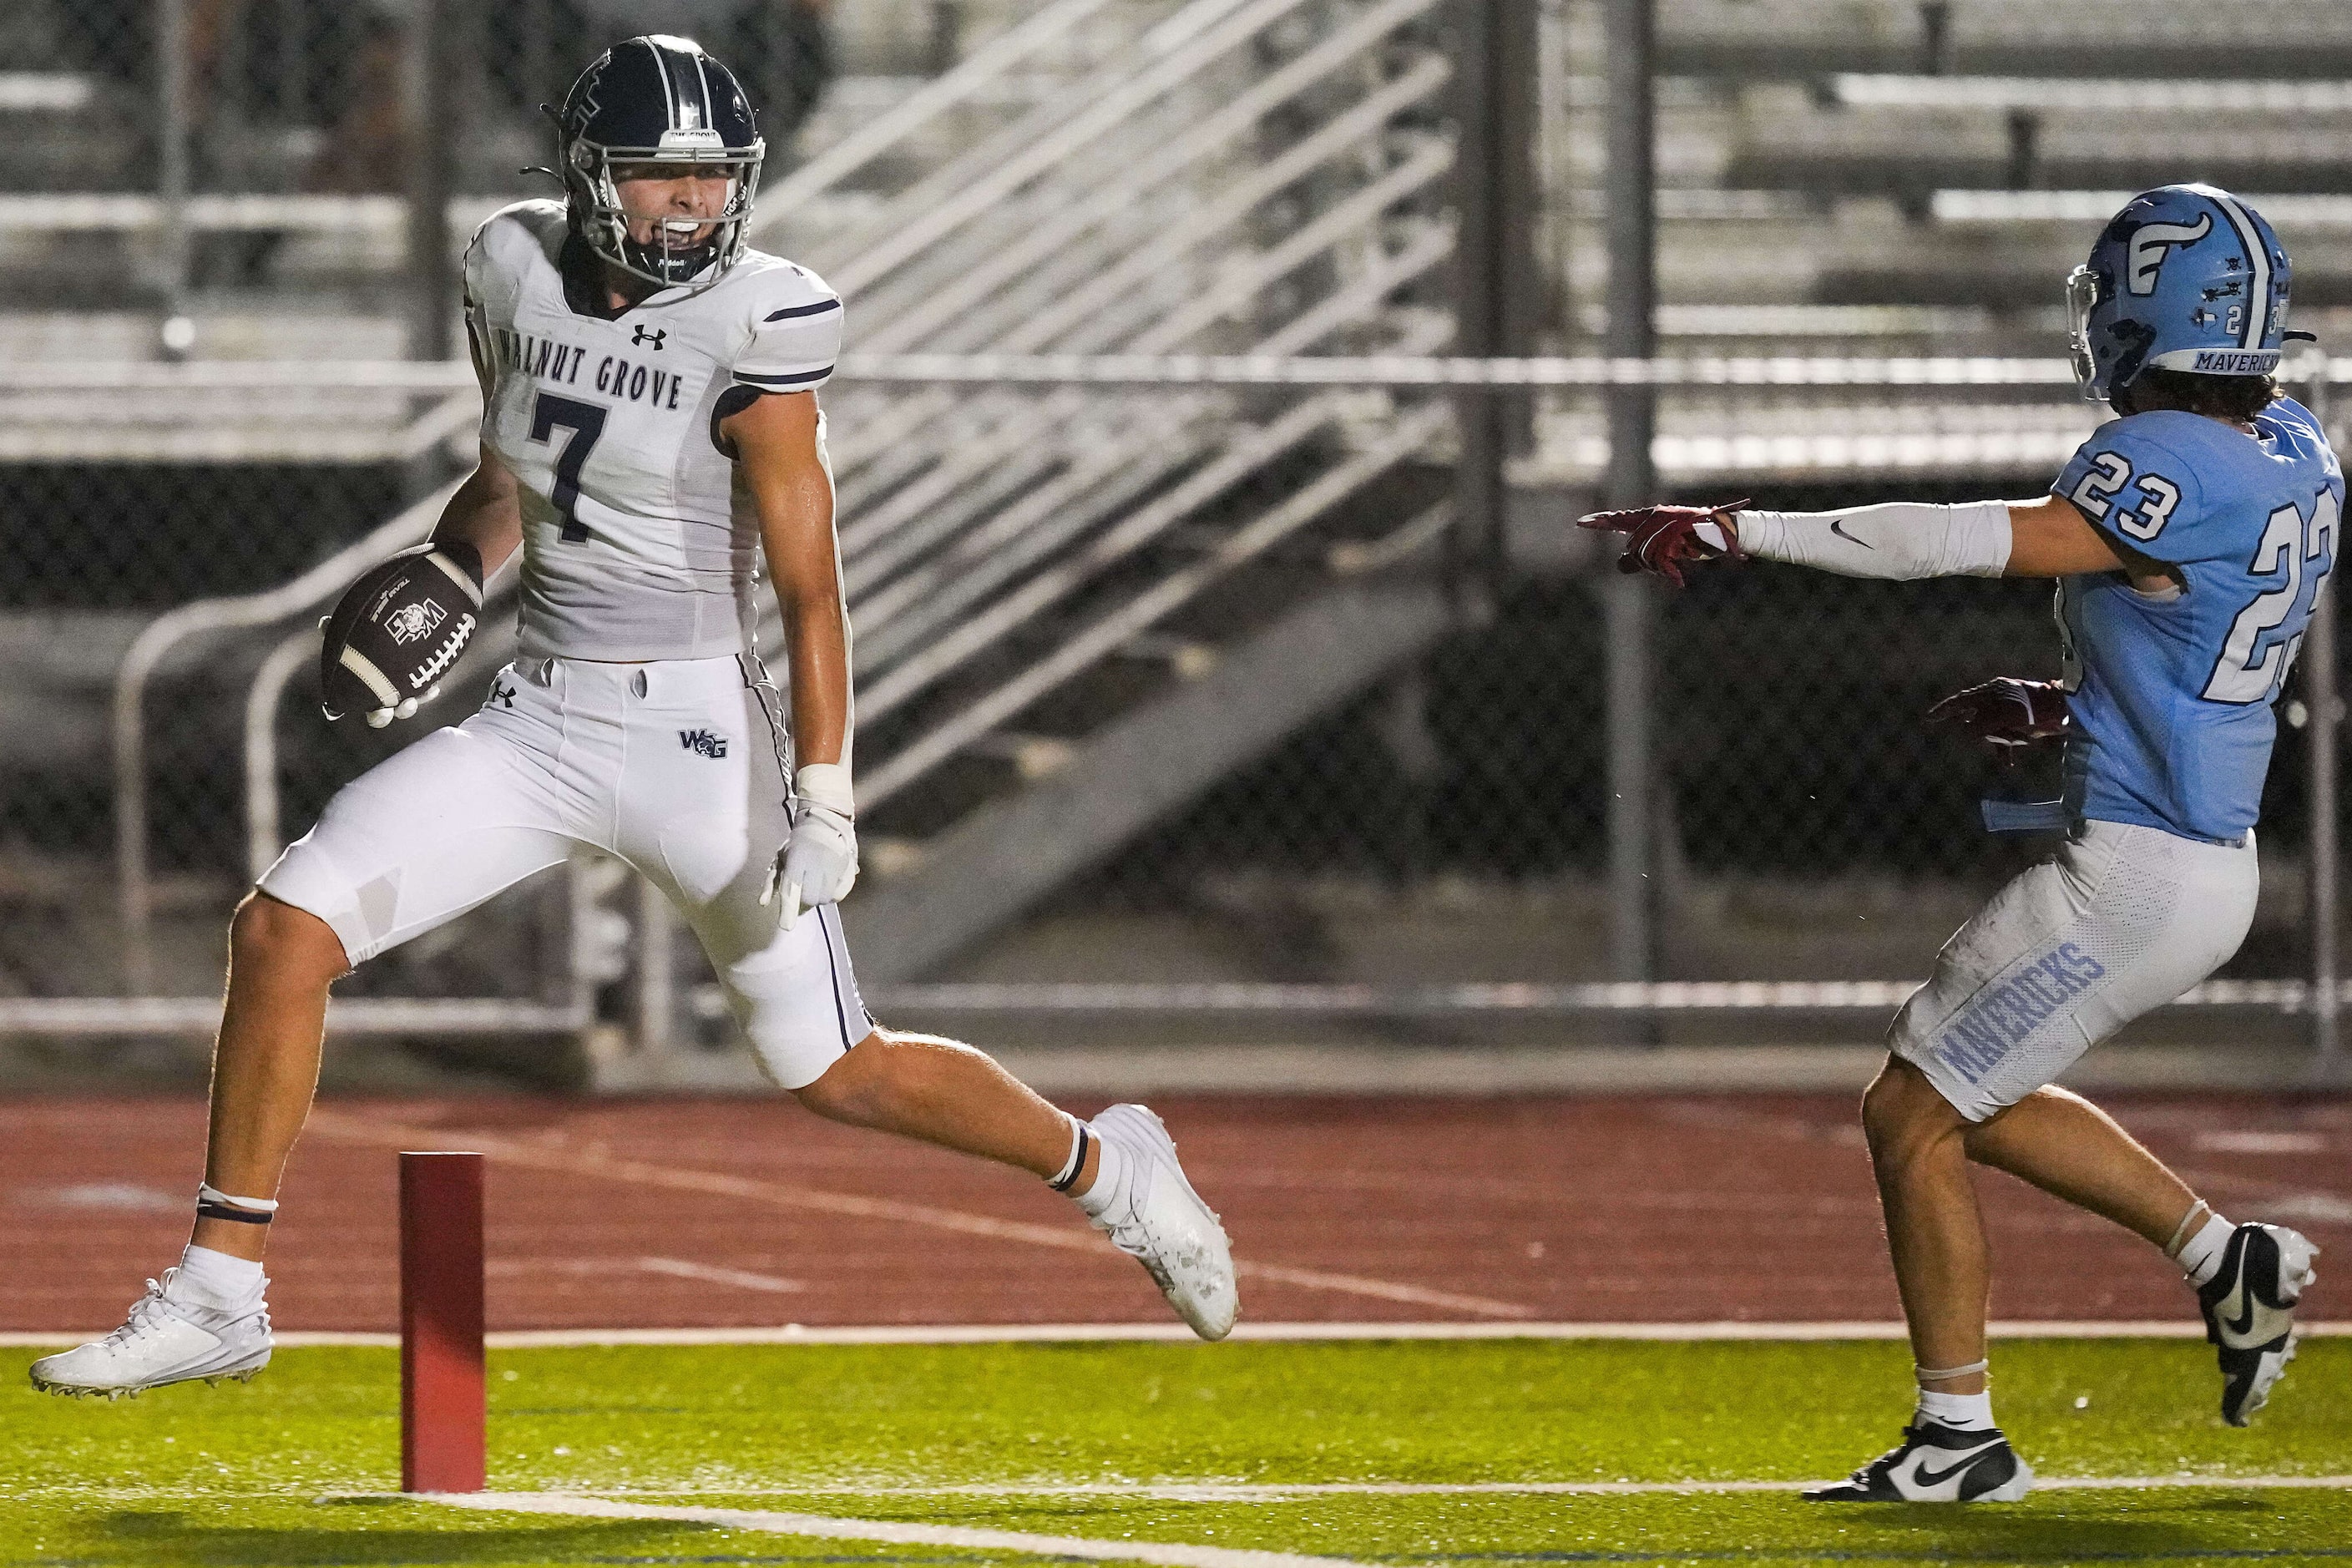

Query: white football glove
[761,763,859,928]
[316,610,442,728]
[364,685,438,729]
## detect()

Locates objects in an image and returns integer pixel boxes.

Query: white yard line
[303,1110,1532,1320]
[417,1475,2352,1560]
[19,1474,2352,1507]
[422,1490,1383,1568]
[633,1258,806,1295]
[3,1318,2347,1349]
[577,1474,2352,1501]
[487,1257,807,1294]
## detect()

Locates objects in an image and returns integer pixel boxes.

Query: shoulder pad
[467,199,566,289]
[2104,409,2225,458]
[474,198,566,245]
[725,253,844,392]
[728,251,840,320]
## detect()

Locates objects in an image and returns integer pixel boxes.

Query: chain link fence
[2,0,2348,1078]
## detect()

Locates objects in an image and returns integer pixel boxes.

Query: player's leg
[1859,1056,1995,1397]
[617,660,1237,1338]
[30,674,580,1397]
[794,1026,1236,1338]
[1933,825,2314,1424]
[190,892,352,1264]
[787,1020,1086,1175]
[1959,1080,2319,1427]
[1854,1069,2207,1386]
[1810,822,2309,1497]
[1959,1084,2193,1247]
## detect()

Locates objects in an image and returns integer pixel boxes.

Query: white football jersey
[463,199,842,661]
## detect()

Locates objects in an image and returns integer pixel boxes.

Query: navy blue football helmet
[2066,184,2293,402]
[555,35,764,289]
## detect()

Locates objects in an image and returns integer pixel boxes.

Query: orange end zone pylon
[400,1151,486,1493]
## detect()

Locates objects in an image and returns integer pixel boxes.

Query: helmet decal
[2126,214,2212,295]
[2066,185,2292,402]
[2206,189,2276,349]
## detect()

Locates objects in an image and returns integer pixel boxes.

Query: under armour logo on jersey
[632,326,667,350]
[2127,214,2214,295]
[487,678,517,711]
[680,728,729,759]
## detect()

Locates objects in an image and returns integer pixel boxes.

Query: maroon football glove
[1927,677,2071,765]
[1575,499,1748,589]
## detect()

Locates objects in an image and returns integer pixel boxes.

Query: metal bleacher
[740,0,1466,979]
[786,0,2352,981]
[9,0,2352,1065]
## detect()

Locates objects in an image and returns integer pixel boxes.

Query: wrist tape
[794,761,856,819]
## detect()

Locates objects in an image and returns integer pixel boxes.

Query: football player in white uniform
[34,35,1236,1399]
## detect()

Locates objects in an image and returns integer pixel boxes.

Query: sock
[1915,1387,1995,1432]
[1070,1120,1130,1220]
[165,1245,266,1311]
[2175,1211,2235,1287]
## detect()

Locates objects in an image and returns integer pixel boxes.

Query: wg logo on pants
[680,728,729,759]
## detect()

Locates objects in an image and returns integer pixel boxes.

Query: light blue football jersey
[2051,398,2343,844]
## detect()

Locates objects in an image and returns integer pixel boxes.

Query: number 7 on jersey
[529,392,609,544]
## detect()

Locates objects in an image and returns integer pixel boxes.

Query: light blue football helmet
[2066,183,2294,402]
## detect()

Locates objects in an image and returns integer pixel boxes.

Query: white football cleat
[28,1270,272,1399]
[1090,1104,1238,1340]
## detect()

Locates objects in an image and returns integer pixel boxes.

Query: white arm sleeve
[1724,500,2014,580]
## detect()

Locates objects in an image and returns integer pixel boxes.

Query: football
[318,541,484,726]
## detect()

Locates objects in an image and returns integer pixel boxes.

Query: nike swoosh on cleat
[2213,1270,2290,1348]
[1830,518,1876,549]
[1911,1443,2006,1489]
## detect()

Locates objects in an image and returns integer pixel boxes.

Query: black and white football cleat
[2198,1222,2319,1426]
[1803,1422,2033,1503]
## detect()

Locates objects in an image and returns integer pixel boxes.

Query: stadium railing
[4,352,2339,1089]
[11,0,2352,1080]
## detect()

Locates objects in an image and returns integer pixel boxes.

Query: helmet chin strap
[622,230,721,285]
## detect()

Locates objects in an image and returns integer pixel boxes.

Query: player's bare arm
[725,389,848,770]
[427,444,526,579]
[721,387,857,924]
[310,448,517,731]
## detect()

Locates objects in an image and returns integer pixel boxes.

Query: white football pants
[1889,817,2258,1120]
[260,655,873,1088]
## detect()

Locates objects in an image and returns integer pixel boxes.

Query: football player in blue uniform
[1581,185,2331,1502]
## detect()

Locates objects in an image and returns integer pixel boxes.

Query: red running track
[3,1093,2347,1333]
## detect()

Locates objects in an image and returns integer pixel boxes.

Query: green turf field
[5,1338,2347,1565]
